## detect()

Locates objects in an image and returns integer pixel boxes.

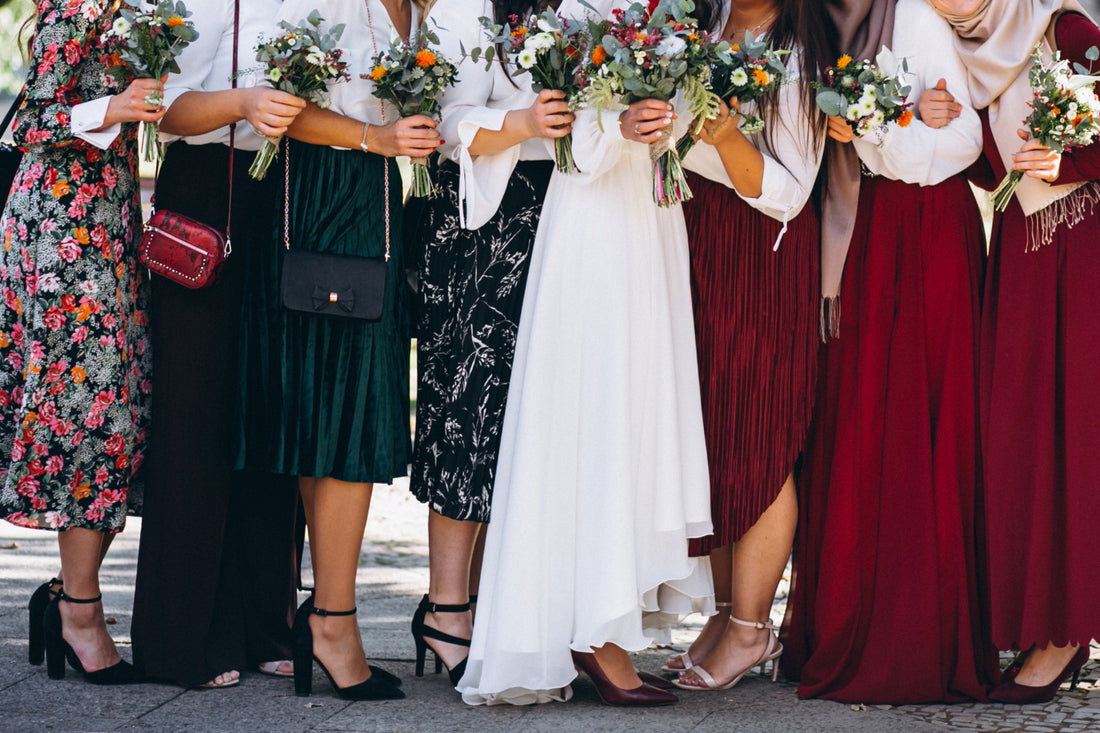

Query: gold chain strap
[283,2,391,261]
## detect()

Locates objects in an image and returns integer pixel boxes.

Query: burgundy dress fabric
[782,173,997,703]
[683,173,819,555]
[979,12,1100,652]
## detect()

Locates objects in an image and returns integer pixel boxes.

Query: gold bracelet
[359,123,370,153]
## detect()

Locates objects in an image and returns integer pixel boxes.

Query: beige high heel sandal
[672,615,783,691]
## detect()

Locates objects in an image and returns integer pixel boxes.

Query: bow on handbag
[312,286,355,313]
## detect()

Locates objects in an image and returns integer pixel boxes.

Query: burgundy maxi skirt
[782,174,997,703]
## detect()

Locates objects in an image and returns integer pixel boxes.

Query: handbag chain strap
[282,0,391,262]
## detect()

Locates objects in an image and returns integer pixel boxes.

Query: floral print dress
[0,0,151,533]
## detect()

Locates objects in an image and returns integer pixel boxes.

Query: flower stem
[410,157,434,198]
[991,170,1023,212]
[554,134,578,174]
[248,136,282,181]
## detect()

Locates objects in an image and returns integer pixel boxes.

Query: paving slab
[0,481,1097,732]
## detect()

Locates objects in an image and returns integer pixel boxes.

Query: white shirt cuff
[71,96,121,149]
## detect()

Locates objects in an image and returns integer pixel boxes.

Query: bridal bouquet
[250,11,350,180]
[474,9,588,173]
[676,30,789,158]
[368,23,460,196]
[815,47,912,138]
[583,0,722,206]
[992,44,1100,211]
[106,0,199,162]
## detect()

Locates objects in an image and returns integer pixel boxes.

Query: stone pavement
[1,481,1097,733]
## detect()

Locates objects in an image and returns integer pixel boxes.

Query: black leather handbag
[278,139,390,321]
[1,90,26,203]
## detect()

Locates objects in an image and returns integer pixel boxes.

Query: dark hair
[693,0,835,160]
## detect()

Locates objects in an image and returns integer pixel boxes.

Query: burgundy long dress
[682,173,820,555]
[980,13,1100,652]
[782,168,998,702]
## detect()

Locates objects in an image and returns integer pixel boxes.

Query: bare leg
[55,531,114,586]
[591,642,643,690]
[56,528,123,672]
[423,510,478,669]
[1014,643,1082,687]
[666,545,731,671]
[680,474,797,687]
[468,523,486,618]
[300,476,374,688]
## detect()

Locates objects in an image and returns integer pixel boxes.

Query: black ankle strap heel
[291,597,404,700]
[411,594,472,685]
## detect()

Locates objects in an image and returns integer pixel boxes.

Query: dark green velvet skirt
[232,140,410,483]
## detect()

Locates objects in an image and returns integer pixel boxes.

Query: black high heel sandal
[28,577,61,665]
[293,596,402,688]
[410,594,471,685]
[292,599,404,700]
[43,592,143,684]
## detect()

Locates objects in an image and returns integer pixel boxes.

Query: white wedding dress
[455,90,715,705]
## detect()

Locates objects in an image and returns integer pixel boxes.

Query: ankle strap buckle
[422,598,471,614]
[57,591,103,604]
[729,615,774,631]
[311,606,357,617]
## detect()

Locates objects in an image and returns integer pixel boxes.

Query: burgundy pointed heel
[571,650,677,706]
[988,645,1089,704]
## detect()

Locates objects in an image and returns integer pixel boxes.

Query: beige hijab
[937,0,1099,247]
[820,0,895,339]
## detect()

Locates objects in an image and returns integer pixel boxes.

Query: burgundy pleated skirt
[782,174,997,703]
[683,173,820,554]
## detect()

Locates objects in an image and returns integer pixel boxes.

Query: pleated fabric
[233,141,410,483]
[683,173,820,555]
[782,174,997,704]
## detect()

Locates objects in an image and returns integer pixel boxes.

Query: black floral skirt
[409,159,553,522]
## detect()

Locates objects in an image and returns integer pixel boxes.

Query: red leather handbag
[139,208,231,288]
[138,0,238,289]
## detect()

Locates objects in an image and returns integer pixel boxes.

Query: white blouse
[160,0,283,150]
[275,0,420,138]
[431,0,552,229]
[851,0,982,184]
[682,45,825,225]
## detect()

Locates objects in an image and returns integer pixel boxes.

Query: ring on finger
[633,123,641,135]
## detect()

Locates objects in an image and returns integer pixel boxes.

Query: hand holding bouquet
[815,47,912,139]
[583,0,721,207]
[677,30,789,158]
[475,9,588,173]
[250,11,350,180]
[991,45,1100,211]
[368,23,460,197]
[106,0,199,163]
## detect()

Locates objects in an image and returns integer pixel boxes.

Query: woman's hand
[523,89,574,139]
[699,98,743,147]
[368,114,441,158]
[827,115,855,144]
[619,99,675,144]
[1012,128,1061,182]
[240,87,307,138]
[919,78,962,129]
[103,77,169,127]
